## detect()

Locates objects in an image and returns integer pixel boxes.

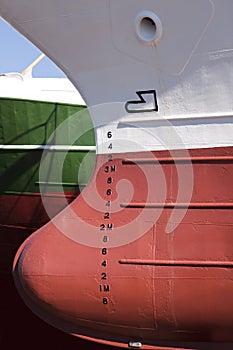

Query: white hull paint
[0,0,232,155]
[95,110,233,154]
[0,144,95,151]
[0,74,85,105]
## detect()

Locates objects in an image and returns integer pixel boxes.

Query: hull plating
[13,146,233,349]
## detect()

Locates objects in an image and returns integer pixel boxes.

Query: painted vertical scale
[99,130,115,306]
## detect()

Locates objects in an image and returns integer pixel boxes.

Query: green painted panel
[0,98,96,195]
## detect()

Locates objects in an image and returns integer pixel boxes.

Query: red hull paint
[12,146,233,349]
[0,191,79,275]
[0,192,119,350]
[0,191,79,230]
[0,192,117,349]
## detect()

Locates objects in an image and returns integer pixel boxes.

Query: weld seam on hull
[119,259,233,268]
[120,203,233,209]
[122,156,233,164]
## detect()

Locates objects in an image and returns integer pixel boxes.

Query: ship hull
[0,97,97,349]
[0,0,233,348]
[12,145,233,349]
